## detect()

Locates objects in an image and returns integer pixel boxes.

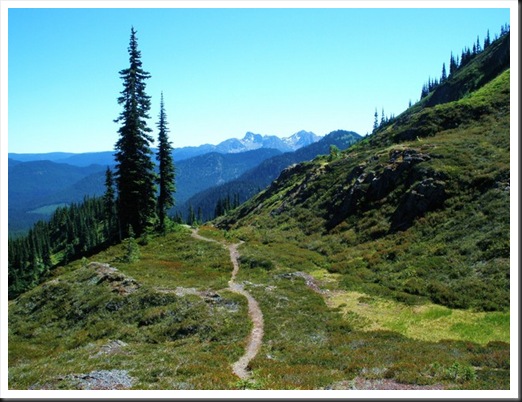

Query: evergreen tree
[441,62,447,82]
[156,92,176,233]
[449,52,458,75]
[188,205,196,226]
[373,109,378,132]
[380,108,385,126]
[484,29,491,48]
[476,36,481,53]
[114,27,157,237]
[420,82,428,99]
[103,167,117,241]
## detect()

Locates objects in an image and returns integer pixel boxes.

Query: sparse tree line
[372,23,510,134]
[419,24,509,100]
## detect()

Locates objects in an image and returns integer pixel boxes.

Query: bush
[239,255,275,271]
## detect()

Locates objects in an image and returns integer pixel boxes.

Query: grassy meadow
[9,225,510,390]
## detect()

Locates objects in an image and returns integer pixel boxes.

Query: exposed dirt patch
[191,228,264,380]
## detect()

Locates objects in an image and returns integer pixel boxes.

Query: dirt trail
[190,228,264,380]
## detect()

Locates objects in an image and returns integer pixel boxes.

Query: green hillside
[8,32,511,391]
[218,35,510,313]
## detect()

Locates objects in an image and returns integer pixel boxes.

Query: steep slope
[180,130,361,221]
[218,35,510,312]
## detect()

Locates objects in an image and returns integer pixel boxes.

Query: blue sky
[6,4,512,153]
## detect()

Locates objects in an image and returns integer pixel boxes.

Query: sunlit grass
[327,290,509,345]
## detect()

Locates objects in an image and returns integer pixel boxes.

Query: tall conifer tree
[373,109,378,133]
[104,167,117,241]
[449,52,457,75]
[114,27,157,237]
[441,62,447,82]
[156,92,176,232]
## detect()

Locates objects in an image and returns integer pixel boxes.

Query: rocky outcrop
[89,262,140,296]
[326,148,445,231]
[390,178,446,232]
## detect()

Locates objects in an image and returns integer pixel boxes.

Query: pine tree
[156,92,176,233]
[484,29,491,48]
[104,167,117,241]
[441,62,447,82]
[420,83,428,99]
[449,52,457,75]
[373,109,378,132]
[188,205,196,226]
[114,27,157,237]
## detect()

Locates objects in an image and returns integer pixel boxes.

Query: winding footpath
[190,228,264,380]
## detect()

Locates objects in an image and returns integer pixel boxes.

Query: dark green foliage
[114,27,157,237]
[214,193,240,219]
[8,197,111,299]
[156,93,176,232]
[441,62,447,82]
[103,167,118,241]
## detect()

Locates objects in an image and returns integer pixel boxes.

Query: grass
[327,290,509,345]
[9,225,511,390]
[8,226,251,390]
[221,238,510,390]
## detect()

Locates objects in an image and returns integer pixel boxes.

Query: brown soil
[191,228,264,380]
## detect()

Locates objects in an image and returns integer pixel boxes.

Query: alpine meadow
[6,16,514,395]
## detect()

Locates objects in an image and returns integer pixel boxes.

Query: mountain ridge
[8,130,322,166]
[178,129,362,221]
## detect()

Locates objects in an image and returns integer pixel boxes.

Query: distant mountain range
[7,130,323,236]
[8,130,321,167]
[178,130,362,221]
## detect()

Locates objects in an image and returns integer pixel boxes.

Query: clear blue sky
[7,4,511,153]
